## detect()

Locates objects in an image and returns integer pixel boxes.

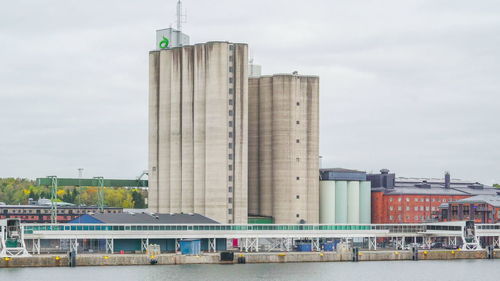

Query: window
[229,110,233,116]
[229,88,233,94]
[443,199,447,203]
[296,214,300,218]
[296,102,300,106]
[229,165,233,171]
[228,186,233,192]
[229,143,233,149]
[229,99,233,105]
[390,216,394,220]
[414,198,418,202]
[420,198,424,202]
[296,195,300,199]
[389,206,393,211]
[414,206,418,211]
[431,207,436,211]
[296,121,300,124]
[228,176,233,181]
[229,121,233,127]
[406,206,410,211]
[464,205,470,216]
[229,45,234,50]
[228,198,232,203]
[229,132,233,138]
[229,154,233,160]
[415,216,419,220]
[229,77,233,83]
[398,206,402,211]
[432,198,435,202]
[229,55,233,61]
[296,157,300,162]
[421,216,425,220]
[296,139,300,143]
[425,206,430,211]
[228,208,233,215]
[389,198,393,202]
[406,198,410,202]
[425,198,430,202]
[229,66,233,72]
[420,206,424,211]
[398,198,402,202]
[296,177,300,180]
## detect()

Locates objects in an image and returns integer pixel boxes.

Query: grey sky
[1,0,499,184]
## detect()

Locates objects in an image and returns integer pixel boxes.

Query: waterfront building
[369,170,498,223]
[438,194,500,224]
[319,168,371,224]
[247,73,319,224]
[148,41,249,224]
[0,203,122,223]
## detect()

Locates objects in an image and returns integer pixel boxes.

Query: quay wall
[0,250,497,268]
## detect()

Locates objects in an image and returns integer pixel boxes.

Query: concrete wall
[248,74,319,224]
[149,42,248,223]
[1,250,494,268]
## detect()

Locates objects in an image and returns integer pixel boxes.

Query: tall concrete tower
[149,42,249,224]
[248,74,320,224]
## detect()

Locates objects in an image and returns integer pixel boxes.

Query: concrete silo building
[248,74,320,224]
[319,168,372,224]
[148,41,249,224]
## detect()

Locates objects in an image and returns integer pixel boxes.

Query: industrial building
[369,169,498,224]
[248,74,319,224]
[319,168,371,224]
[0,202,122,223]
[438,194,500,224]
[63,213,226,253]
[148,41,249,224]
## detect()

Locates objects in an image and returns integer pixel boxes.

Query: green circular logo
[159,36,170,49]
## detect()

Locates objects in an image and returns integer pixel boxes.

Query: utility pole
[48,176,58,224]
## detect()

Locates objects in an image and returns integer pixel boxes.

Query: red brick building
[0,204,122,223]
[369,170,497,224]
[439,195,500,224]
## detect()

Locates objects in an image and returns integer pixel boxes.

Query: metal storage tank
[334,181,348,223]
[359,181,371,224]
[319,181,336,224]
[347,181,360,224]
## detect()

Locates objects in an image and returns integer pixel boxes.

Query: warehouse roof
[449,195,500,208]
[69,212,219,224]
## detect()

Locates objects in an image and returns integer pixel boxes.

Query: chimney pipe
[445,171,450,188]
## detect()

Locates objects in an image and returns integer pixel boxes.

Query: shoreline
[0,249,498,268]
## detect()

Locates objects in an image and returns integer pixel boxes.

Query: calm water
[1,260,499,281]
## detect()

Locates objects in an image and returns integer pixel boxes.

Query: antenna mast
[176,0,182,32]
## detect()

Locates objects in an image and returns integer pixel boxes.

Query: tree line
[0,178,147,209]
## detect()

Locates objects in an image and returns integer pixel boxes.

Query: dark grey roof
[383,188,465,196]
[320,168,365,173]
[450,195,500,207]
[87,212,219,224]
[379,182,498,196]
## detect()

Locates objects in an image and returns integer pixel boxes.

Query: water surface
[1,260,499,281]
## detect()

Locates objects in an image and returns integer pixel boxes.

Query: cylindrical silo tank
[347,181,360,224]
[335,181,348,223]
[359,181,371,224]
[319,181,336,224]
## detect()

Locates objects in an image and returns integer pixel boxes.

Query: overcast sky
[1,0,499,184]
